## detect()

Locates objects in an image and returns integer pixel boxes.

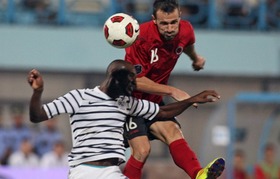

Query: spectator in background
[7,104,34,153]
[220,149,250,179]
[40,140,68,168]
[8,138,39,167]
[0,106,13,166]
[233,149,250,179]
[267,0,280,28]
[21,0,57,24]
[180,0,208,26]
[218,0,258,28]
[34,118,63,157]
[254,143,280,179]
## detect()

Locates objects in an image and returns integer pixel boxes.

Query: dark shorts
[123,102,181,147]
[124,115,180,139]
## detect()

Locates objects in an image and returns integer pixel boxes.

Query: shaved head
[106,59,136,76]
[102,59,137,99]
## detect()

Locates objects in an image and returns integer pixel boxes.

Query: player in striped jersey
[27,59,220,179]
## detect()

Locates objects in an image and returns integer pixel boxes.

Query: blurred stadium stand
[0,0,279,30]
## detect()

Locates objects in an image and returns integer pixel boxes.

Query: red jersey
[125,20,195,103]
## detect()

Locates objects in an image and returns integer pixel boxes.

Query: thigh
[149,119,183,145]
[124,116,148,140]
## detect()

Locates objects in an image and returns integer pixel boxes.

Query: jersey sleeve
[129,97,160,120]
[183,21,195,47]
[43,89,84,119]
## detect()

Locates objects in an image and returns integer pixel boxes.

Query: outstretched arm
[156,90,220,119]
[27,69,48,123]
[136,76,198,107]
[136,76,191,101]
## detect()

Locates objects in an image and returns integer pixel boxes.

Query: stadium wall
[0,25,279,76]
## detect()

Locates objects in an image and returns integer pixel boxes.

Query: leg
[123,116,151,179]
[150,120,202,179]
[128,135,151,162]
[149,120,225,179]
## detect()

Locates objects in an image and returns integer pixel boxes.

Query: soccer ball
[104,13,140,49]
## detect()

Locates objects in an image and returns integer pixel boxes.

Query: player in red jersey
[123,0,225,179]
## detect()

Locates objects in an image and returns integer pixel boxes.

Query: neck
[99,80,109,94]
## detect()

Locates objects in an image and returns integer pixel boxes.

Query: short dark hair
[153,0,179,18]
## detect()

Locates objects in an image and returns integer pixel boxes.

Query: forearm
[156,90,219,119]
[136,77,172,96]
[29,90,48,123]
[156,98,195,119]
[184,44,197,61]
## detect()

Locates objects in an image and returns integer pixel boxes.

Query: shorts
[69,164,128,179]
[123,101,181,147]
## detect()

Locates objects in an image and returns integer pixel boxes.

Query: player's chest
[148,44,184,64]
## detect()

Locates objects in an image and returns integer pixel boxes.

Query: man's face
[125,70,137,96]
[107,66,136,99]
[153,8,180,41]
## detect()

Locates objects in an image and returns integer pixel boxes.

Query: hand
[191,90,220,104]
[192,55,205,71]
[27,69,44,91]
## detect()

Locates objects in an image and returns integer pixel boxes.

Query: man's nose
[166,24,174,32]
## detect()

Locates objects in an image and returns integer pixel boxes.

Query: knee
[164,124,183,143]
[132,144,151,162]
[151,122,184,144]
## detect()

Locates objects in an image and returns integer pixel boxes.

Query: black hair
[107,69,134,99]
[153,0,179,18]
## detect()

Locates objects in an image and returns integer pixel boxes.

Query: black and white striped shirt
[43,86,159,167]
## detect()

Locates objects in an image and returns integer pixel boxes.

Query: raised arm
[155,90,220,119]
[27,69,48,123]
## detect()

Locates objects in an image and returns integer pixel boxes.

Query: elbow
[29,114,47,123]
[30,118,40,123]
[30,117,41,123]
[29,108,48,123]
[156,111,170,120]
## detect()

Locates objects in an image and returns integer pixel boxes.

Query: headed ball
[104,13,140,49]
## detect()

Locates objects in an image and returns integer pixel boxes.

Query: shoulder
[179,20,194,35]
[139,21,159,41]
[68,88,87,97]
[177,20,195,45]
[132,21,160,49]
[139,21,155,32]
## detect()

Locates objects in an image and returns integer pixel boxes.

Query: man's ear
[152,15,156,24]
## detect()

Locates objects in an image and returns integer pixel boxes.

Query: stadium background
[0,0,280,178]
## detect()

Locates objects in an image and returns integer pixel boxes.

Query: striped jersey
[43,86,159,167]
